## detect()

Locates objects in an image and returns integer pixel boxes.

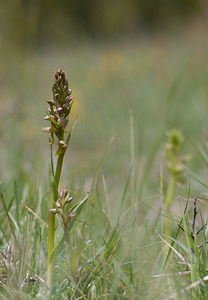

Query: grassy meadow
[1,23,208,299]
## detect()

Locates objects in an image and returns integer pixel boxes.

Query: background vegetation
[0,0,207,48]
[1,1,208,299]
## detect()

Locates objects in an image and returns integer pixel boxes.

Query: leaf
[66,120,77,146]
[47,112,59,129]
[69,193,89,231]
[183,165,208,189]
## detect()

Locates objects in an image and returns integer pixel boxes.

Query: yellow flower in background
[100,49,125,74]
[87,48,126,87]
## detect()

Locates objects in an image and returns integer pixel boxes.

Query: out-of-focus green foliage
[0,0,206,48]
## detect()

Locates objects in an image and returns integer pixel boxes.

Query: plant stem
[47,152,64,286]
[164,175,176,240]
[47,194,56,286]
[55,153,64,186]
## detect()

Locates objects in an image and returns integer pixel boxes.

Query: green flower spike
[42,69,74,148]
[164,129,191,242]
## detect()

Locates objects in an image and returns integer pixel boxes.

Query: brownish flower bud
[59,140,67,148]
[65,96,73,104]
[55,72,59,79]
[69,212,76,218]
[66,197,73,203]
[49,208,57,214]
[47,100,56,106]
[42,126,52,133]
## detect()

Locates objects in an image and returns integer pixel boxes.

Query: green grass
[1,27,208,299]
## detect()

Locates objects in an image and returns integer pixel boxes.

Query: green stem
[164,175,176,239]
[55,153,64,186]
[47,152,64,287]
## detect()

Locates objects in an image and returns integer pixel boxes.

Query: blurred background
[0,0,208,195]
[1,0,207,47]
